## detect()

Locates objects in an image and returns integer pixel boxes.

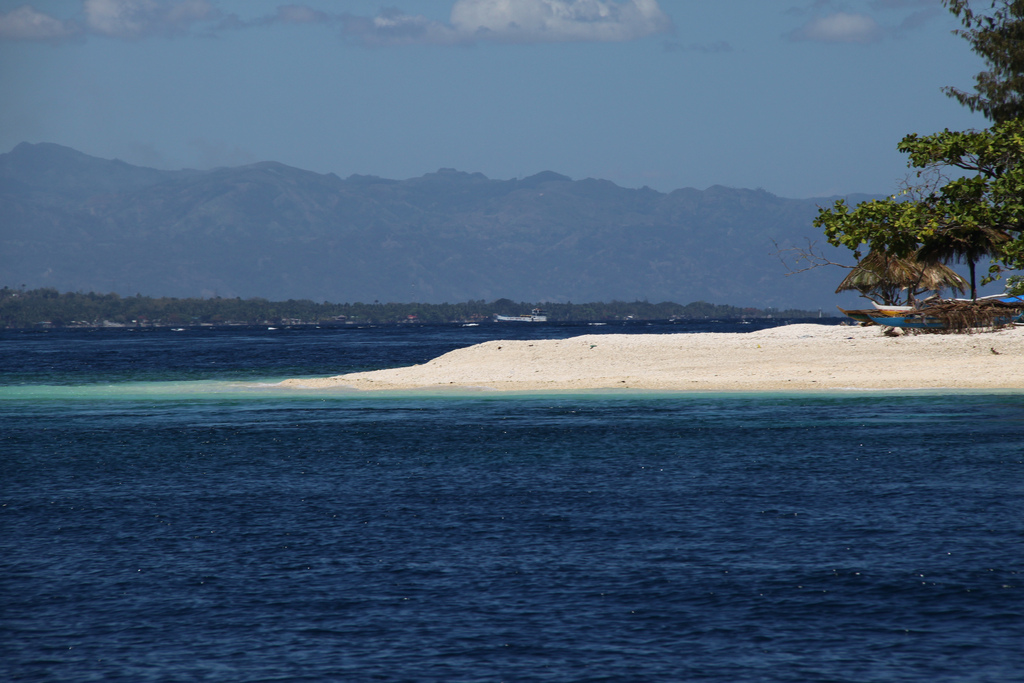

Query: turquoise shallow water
[0,378,322,400]
[3,324,1024,682]
[4,378,1024,401]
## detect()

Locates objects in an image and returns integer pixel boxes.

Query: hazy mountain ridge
[0,142,869,309]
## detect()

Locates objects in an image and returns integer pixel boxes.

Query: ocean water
[2,322,1023,682]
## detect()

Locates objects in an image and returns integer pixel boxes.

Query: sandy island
[279,323,1024,393]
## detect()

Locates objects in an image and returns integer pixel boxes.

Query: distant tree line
[0,287,824,329]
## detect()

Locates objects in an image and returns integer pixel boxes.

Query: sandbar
[279,323,1024,393]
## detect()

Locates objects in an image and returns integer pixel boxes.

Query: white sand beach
[280,323,1024,393]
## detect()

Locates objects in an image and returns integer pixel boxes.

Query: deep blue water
[2,322,1023,682]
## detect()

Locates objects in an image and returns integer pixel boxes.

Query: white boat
[494,308,547,322]
[871,301,914,311]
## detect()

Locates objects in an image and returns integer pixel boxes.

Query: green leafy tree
[808,1,1024,305]
[943,0,1024,122]
[816,120,1024,300]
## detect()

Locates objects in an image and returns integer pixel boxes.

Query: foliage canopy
[816,119,1024,300]
[943,0,1024,122]
[812,2,1024,306]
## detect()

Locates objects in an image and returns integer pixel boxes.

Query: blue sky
[0,0,990,198]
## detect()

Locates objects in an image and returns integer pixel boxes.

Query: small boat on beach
[846,295,1024,330]
[837,307,876,324]
[867,297,1024,330]
[494,308,547,322]
[837,306,906,324]
[866,313,946,329]
[954,294,1024,304]
[871,302,917,314]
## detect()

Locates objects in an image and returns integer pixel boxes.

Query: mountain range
[0,142,870,310]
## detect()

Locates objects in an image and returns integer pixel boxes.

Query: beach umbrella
[835,250,968,304]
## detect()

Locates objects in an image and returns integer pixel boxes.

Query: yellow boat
[837,306,905,323]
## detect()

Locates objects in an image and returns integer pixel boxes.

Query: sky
[0,0,992,199]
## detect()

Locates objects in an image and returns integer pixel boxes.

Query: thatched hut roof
[835,250,968,295]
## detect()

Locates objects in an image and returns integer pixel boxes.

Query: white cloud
[1,0,671,45]
[84,0,217,39]
[84,0,157,38]
[339,0,671,46]
[449,0,672,43]
[339,8,463,47]
[0,0,217,41]
[788,12,882,43]
[0,5,78,41]
[785,1,942,41]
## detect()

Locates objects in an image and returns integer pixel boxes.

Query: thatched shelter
[835,250,968,305]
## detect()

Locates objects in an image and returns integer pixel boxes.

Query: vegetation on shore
[808,0,1024,308]
[0,287,824,329]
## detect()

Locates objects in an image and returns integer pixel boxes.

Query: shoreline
[279,323,1024,393]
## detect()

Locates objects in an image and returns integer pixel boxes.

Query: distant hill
[0,142,872,310]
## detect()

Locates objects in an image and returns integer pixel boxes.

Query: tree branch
[772,238,854,276]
